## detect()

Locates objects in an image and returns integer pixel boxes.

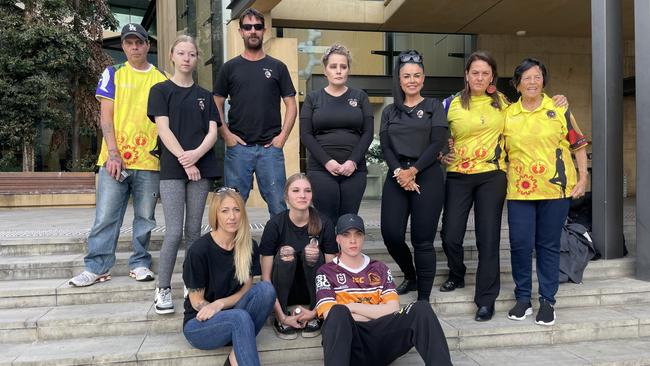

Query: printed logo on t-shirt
[198,98,205,111]
[316,274,331,291]
[336,273,347,285]
[263,68,273,79]
[417,110,424,118]
[386,269,394,284]
[348,98,358,107]
[368,272,381,286]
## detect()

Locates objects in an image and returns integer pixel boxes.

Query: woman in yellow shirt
[439,51,508,322]
[504,58,588,326]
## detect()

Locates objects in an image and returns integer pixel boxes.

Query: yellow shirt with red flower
[95,62,167,170]
[444,93,507,174]
[503,94,588,200]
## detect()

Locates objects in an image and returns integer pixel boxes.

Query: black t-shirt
[259,210,338,256]
[300,88,374,172]
[147,80,222,180]
[380,98,448,173]
[214,55,296,145]
[182,233,261,325]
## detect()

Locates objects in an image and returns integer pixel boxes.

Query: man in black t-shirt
[213,8,297,216]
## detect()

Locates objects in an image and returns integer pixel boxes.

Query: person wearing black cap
[315,213,452,366]
[69,23,167,287]
[379,50,448,301]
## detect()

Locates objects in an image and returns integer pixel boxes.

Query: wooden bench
[0,172,96,207]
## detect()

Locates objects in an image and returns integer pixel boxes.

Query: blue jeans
[508,199,571,304]
[84,167,160,274]
[183,281,276,366]
[224,144,287,216]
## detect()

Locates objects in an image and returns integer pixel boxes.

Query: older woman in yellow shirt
[504,58,588,326]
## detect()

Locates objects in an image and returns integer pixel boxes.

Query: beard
[244,35,263,50]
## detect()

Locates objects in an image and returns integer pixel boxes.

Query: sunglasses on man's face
[399,53,423,64]
[241,23,264,31]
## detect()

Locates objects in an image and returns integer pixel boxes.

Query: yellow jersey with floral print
[504,94,588,200]
[95,62,167,170]
[443,93,507,174]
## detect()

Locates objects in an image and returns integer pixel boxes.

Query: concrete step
[277,337,650,366]
[0,257,635,309]
[0,240,517,281]
[3,303,650,365]
[0,225,514,256]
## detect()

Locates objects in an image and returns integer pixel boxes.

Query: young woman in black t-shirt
[148,35,222,315]
[260,173,338,340]
[380,50,448,302]
[300,43,374,225]
[182,188,275,366]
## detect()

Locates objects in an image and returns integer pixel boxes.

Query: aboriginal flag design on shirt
[95,62,167,170]
[443,93,508,174]
[315,255,399,319]
[503,94,588,200]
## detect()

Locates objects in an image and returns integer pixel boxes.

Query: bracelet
[393,168,402,177]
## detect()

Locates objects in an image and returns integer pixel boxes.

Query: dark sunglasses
[241,23,264,31]
[214,186,240,194]
[399,52,423,64]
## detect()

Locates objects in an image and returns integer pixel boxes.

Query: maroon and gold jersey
[315,255,399,319]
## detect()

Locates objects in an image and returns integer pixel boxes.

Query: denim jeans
[183,281,276,366]
[508,199,571,304]
[84,167,160,275]
[224,144,287,216]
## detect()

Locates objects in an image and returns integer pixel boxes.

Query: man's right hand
[224,131,246,147]
[106,149,124,179]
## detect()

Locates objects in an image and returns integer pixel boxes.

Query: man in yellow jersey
[69,23,167,287]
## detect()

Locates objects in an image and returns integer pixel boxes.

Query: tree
[0,0,116,172]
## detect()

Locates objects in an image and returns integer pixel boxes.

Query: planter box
[0,172,96,207]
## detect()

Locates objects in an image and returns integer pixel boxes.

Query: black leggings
[441,170,506,307]
[308,169,367,226]
[271,250,324,313]
[321,301,452,366]
[381,163,444,301]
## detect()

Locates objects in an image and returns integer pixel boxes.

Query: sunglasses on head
[241,23,264,31]
[399,52,423,64]
[214,186,240,194]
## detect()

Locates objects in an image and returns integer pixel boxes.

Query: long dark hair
[392,50,424,112]
[461,51,503,110]
[284,173,322,237]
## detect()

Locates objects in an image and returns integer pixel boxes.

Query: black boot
[396,278,417,295]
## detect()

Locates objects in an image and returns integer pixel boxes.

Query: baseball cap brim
[121,32,147,41]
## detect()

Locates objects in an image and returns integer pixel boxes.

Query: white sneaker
[129,267,154,281]
[68,271,111,287]
[154,287,174,314]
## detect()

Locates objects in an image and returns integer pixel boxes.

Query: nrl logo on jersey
[336,273,346,285]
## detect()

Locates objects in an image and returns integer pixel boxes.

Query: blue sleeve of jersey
[96,67,115,100]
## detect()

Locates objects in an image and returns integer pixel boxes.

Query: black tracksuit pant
[441,170,506,307]
[308,169,367,226]
[321,301,452,366]
[381,162,444,301]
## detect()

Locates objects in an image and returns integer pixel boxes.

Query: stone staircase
[1,223,649,365]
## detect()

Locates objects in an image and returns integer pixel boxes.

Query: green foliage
[0,0,117,171]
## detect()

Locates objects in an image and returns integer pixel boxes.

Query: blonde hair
[208,190,252,284]
[169,35,198,68]
[322,43,352,67]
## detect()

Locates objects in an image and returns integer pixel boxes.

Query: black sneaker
[302,318,322,338]
[273,318,298,340]
[396,279,417,295]
[507,301,533,321]
[535,299,556,326]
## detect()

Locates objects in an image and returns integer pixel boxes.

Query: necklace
[404,98,424,113]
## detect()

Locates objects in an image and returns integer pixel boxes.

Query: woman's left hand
[552,94,569,108]
[571,178,588,199]
[178,149,201,168]
[196,301,224,321]
[338,160,357,176]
